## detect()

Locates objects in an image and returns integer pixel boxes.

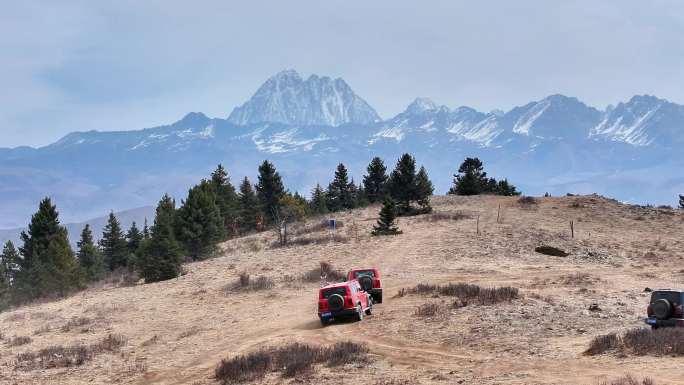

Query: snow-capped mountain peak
[227,70,380,127]
[590,94,684,146]
[405,97,440,114]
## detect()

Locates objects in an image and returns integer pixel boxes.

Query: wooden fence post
[570,220,574,239]
[497,204,501,224]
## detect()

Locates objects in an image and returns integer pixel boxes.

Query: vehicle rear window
[322,287,347,299]
[353,270,375,279]
[651,291,681,304]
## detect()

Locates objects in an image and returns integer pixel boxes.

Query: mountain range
[0,206,155,250]
[1,69,683,234]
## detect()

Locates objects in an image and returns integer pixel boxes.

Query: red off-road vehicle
[318,280,372,326]
[347,268,383,304]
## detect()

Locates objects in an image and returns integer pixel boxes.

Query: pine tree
[448,158,488,195]
[18,198,61,270]
[388,153,417,214]
[99,212,129,271]
[310,184,328,215]
[14,198,83,301]
[142,218,150,240]
[238,177,261,232]
[483,177,498,194]
[77,224,105,281]
[415,166,434,212]
[256,160,285,222]
[372,197,402,236]
[327,163,354,212]
[679,195,684,209]
[1,241,19,285]
[177,180,225,260]
[448,158,519,196]
[126,222,143,254]
[39,228,83,296]
[125,222,143,269]
[1,241,19,307]
[210,164,239,235]
[138,194,184,283]
[496,179,520,196]
[349,178,359,208]
[356,183,370,208]
[363,157,388,203]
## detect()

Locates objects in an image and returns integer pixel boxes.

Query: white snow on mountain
[459,115,503,145]
[589,96,675,146]
[129,123,215,151]
[369,126,406,144]
[512,100,551,135]
[405,97,439,114]
[228,70,380,127]
[251,126,332,154]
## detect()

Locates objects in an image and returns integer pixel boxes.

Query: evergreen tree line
[0,155,516,308]
[448,157,519,196]
[310,153,434,216]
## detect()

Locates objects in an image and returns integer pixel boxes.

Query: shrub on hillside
[585,328,684,356]
[405,282,519,305]
[61,317,92,332]
[291,219,345,236]
[229,273,275,292]
[599,375,656,385]
[271,234,349,248]
[300,262,346,283]
[215,341,368,384]
[9,335,32,346]
[414,303,444,317]
[15,334,126,371]
[419,211,470,222]
[518,196,537,206]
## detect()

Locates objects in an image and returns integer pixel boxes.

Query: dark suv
[645,289,684,329]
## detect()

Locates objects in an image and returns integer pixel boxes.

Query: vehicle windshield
[353,270,375,279]
[321,287,347,299]
[651,291,681,304]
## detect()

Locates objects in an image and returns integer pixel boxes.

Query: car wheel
[356,304,364,321]
[320,318,330,327]
[359,276,373,291]
[653,299,673,319]
[365,299,373,315]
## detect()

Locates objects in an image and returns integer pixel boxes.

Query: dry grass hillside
[2,195,684,385]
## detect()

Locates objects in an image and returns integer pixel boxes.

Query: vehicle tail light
[647,305,653,316]
[675,305,683,317]
[372,278,380,289]
[318,301,328,312]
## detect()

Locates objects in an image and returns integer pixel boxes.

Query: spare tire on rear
[328,294,344,312]
[653,298,673,319]
[359,276,373,291]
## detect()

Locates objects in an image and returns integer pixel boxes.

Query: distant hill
[0,206,155,249]
[1,69,683,228]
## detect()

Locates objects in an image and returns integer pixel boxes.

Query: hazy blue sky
[2,0,683,148]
